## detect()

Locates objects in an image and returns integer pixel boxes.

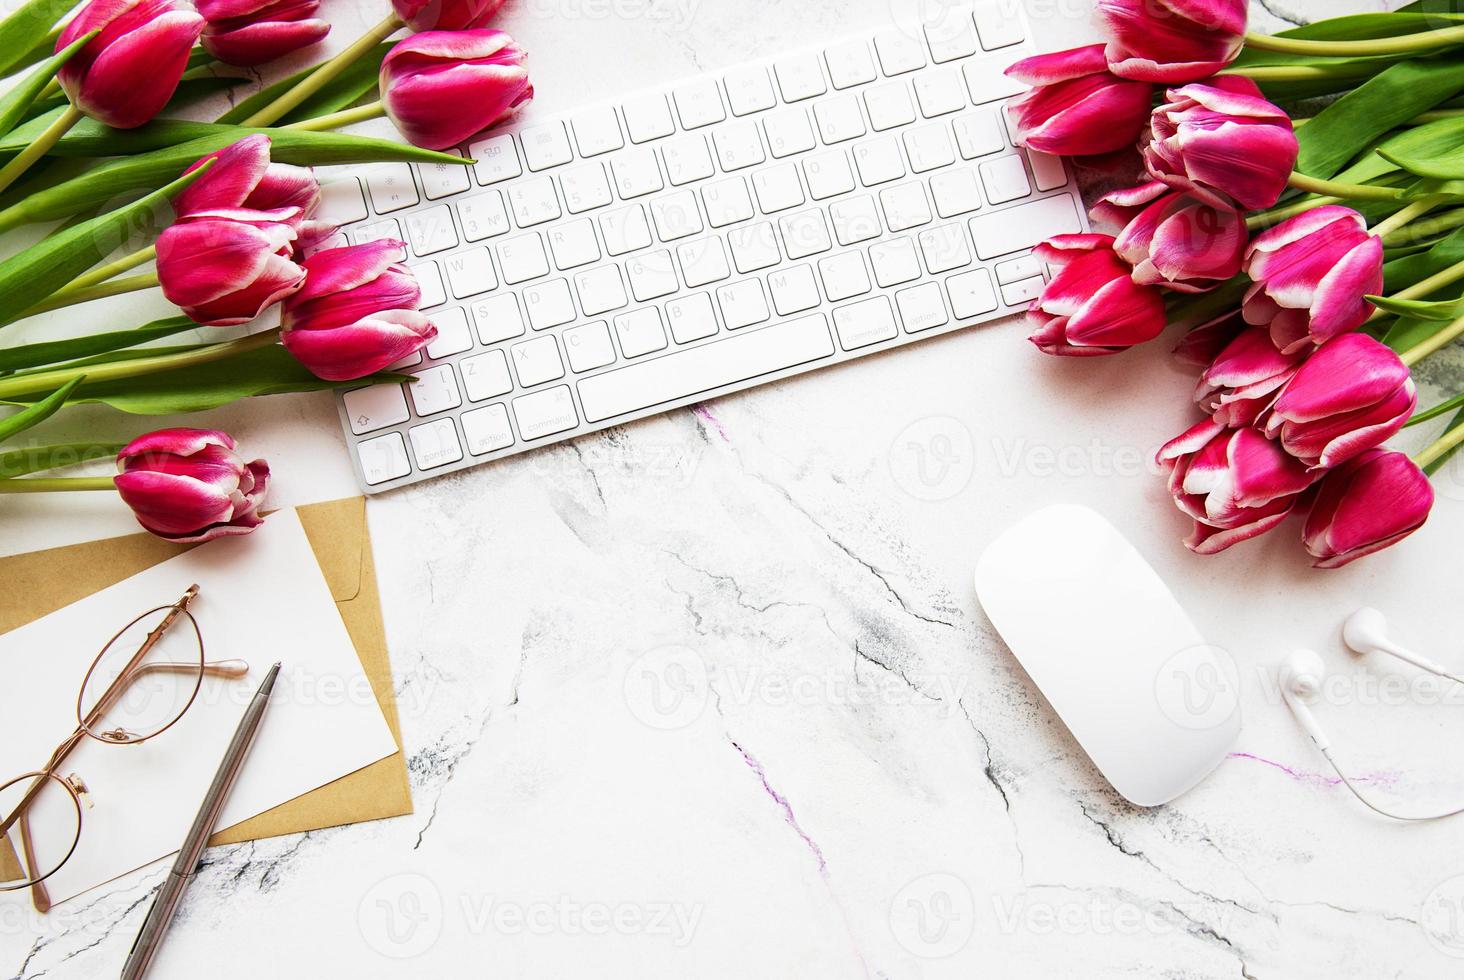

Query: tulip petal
[282,308,437,380]
[72,8,204,128]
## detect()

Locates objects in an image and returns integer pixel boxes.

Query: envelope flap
[295,496,367,603]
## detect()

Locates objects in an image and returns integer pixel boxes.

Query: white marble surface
[10,0,1464,977]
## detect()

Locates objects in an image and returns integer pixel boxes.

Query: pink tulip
[114,429,270,543]
[1112,190,1247,294]
[1096,0,1248,83]
[1194,327,1306,426]
[380,30,532,151]
[1005,44,1154,157]
[56,0,206,129]
[157,210,307,326]
[1303,450,1434,568]
[198,0,329,66]
[1172,310,1247,368]
[175,135,331,250]
[392,0,505,32]
[1144,77,1298,211]
[1157,419,1315,555]
[1243,206,1384,354]
[280,240,437,381]
[1265,333,1417,470]
[1027,234,1166,356]
[1088,180,1167,235]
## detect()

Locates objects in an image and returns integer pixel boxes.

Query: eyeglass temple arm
[18,811,53,914]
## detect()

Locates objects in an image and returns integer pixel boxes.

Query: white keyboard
[324,1,1084,492]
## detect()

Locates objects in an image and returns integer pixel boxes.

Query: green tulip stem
[241,13,403,127]
[1384,207,1464,246]
[1286,172,1401,202]
[283,100,386,132]
[37,77,58,101]
[17,272,158,320]
[0,103,82,197]
[1371,195,1448,241]
[0,476,115,493]
[62,244,158,293]
[1246,195,1342,231]
[0,327,281,401]
[1400,312,1464,368]
[1415,418,1464,470]
[1244,26,1464,58]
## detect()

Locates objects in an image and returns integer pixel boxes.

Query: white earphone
[1281,617,1464,821]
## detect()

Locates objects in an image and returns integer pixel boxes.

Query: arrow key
[344,383,410,435]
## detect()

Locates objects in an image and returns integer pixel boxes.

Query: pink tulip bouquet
[1012,0,1464,568]
[0,0,533,541]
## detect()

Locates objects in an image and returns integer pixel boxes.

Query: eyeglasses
[0,585,249,913]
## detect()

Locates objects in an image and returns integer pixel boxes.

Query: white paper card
[0,508,399,905]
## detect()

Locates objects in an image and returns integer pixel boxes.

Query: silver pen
[120,661,281,980]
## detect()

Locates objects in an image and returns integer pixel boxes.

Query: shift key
[968,195,1080,260]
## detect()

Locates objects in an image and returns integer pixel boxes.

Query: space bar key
[577,315,835,423]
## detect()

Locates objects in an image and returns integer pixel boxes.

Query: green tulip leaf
[0,31,92,140]
[0,316,198,373]
[1383,225,1464,290]
[0,374,81,441]
[1408,390,1464,427]
[1366,293,1462,320]
[0,0,74,77]
[1422,410,1464,476]
[216,42,393,126]
[0,441,123,478]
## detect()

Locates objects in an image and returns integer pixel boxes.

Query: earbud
[1280,649,1331,750]
[1342,607,1463,685]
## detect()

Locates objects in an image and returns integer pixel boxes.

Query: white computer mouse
[973,504,1240,807]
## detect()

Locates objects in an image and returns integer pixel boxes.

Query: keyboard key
[612,146,665,198]
[764,107,818,159]
[896,281,950,333]
[964,56,1025,104]
[444,247,498,298]
[953,109,1006,158]
[623,92,675,143]
[560,162,613,213]
[472,293,527,344]
[458,191,510,240]
[778,208,832,259]
[869,236,922,287]
[873,29,926,75]
[409,364,462,415]
[752,164,805,213]
[864,81,916,132]
[724,64,777,115]
[652,191,705,241]
[904,123,957,174]
[469,135,521,185]
[510,335,565,386]
[817,250,871,301]
[344,383,409,435]
[925,16,979,64]
[1001,274,1046,306]
[703,177,755,227]
[677,237,731,287]
[351,218,401,246]
[497,233,550,284]
[966,191,1083,256]
[974,0,1026,50]
[1029,150,1068,191]
[813,93,867,145]
[600,204,654,255]
[673,77,726,129]
[509,175,561,226]
[614,307,669,357]
[570,105,624,156]
[716,278,770,329]
[358,432,410,485]
[426,306,473,358]
[947,267,999,318]
[626,250,681,301]
[996,254,1043,284]
[405,205,457,256]
[409,418,463,469]
[563,321,617,372]
[662,133,716,185]
[728,221,782,273]
[918,222,972,273]
[767,264,821,315]
[365,163,418,213]
[513,385,579,440]
[461,403,514,455]
[577,314,834,423]
[880,181,933,231]
[915,66,969,117]
[829,195,882,245]
[775,53,827,102]
[666,292,719,343]
[575,265,629,315]
[930,166,983,217]
[980,154,1033,204]
[411,260,446,308]
[548,218,601,269]
[833,295,898,350]
[825,38,877,89]
[521,122,573,170]
[804,149,856,200]
[853,135,905,185]
[419,150,471,200]
[318,177,368,225]
[523,278,577,330]
[714,119,768,171]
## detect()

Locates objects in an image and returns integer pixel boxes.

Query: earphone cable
[1321,748,1464,822]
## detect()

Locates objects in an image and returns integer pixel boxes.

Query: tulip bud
[1005,44,1153,157]
[1157,419,1315,555]
[1096,0,1248,83]
[56,0,206,129]
[199,0,329,67]
[1265,333,1417,471]
[392,0,505,32]
[280,240,437,381]
[1243,206,1383,354]
[1303,450,1434,568]
[381,30,532,151]
[157,210,308,326]
[175,135,331,250]
[1027,234,1167,356]
[1112,190,1247,294]
[1145,77,1298,211]
[1195,327,1306,427]
[114,428,270,542]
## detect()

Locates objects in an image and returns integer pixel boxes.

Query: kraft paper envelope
[0,497,412,850]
